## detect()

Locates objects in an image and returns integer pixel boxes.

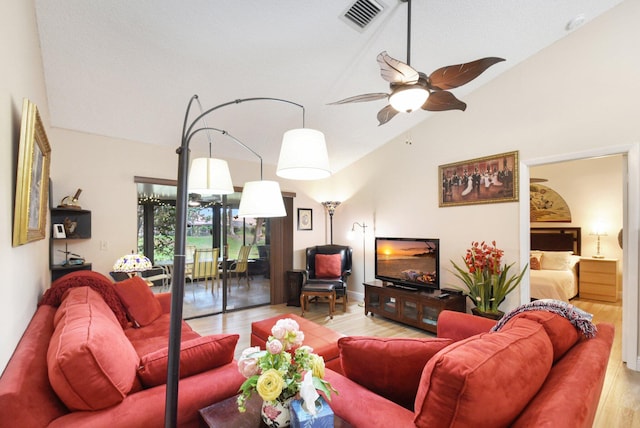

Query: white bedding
[530,268,578,302]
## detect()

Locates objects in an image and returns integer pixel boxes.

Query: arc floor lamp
[165,95,330,427]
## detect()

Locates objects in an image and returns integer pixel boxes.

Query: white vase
[261,396,293,428]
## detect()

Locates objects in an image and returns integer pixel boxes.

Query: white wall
[311,0,639,313]
[0,0,52,372]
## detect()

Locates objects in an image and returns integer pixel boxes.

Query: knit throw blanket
[491,299,597,339]
[40,271,129,328]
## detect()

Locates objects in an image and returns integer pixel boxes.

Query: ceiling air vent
[340,0,386,32]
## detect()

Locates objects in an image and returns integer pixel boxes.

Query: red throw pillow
[114,276,162,327]
[315,254,342,278]
[338,336,453,410]
[48,295,140,410]
[503,311,580,362]
[414,318,553,427]
[137,334,239,387]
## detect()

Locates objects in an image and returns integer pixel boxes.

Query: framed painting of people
[439,151,519,207]
[13,99,51,246]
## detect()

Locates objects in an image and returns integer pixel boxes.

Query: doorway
[135,176,295,318]
[518,144,639,370]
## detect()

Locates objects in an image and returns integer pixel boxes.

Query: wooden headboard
[530,227,581,256]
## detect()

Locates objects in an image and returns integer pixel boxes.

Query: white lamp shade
[188,157,234,195]
[389,86,429,112]
[276,128,331,180]
[237,180,286,218]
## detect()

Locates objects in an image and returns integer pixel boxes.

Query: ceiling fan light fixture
[389,85,429,113]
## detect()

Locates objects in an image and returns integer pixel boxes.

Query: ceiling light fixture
[388,84,429,112]
[166,95,326,426]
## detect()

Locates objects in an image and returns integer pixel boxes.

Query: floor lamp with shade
[165,95,330,427]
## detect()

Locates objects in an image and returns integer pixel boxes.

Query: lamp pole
[321,201,341,244]
[351,222,368,280]
[166,95,305,427]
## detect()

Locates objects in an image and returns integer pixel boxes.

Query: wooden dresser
[579,258,619,302]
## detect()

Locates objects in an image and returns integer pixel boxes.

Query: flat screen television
[374,237,440,291]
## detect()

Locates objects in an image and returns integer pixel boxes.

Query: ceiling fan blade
[377,104,400,126]
[377,51,419,85]
[422,91,467,112]
[328,93,389,105]
[428,57,505,90]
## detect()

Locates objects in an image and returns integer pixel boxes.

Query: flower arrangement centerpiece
[450,241,528,317]
[237,318,336,428]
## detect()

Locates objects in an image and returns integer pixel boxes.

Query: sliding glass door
[137,186,271,318]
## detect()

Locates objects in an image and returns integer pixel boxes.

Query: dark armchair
[305,244,353,311]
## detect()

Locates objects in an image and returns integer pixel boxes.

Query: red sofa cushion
[138,334,239,387]
[315,254,341,278]
[414,318,553,428]
[339,336,452,410]
[504,311,580,362]
[47,287,140,411]
[114,276,163,327]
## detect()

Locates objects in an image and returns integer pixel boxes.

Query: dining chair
[228,245,252,289]
[187,248,220,297]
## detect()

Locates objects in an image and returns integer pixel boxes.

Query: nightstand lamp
[590,224,607,259]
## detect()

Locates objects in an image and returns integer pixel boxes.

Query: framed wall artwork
[297,208,313,231]
[530,182,572,222]
[13,99,51,246]
[439,151,518,207]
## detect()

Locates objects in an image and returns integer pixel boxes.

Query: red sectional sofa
[324,309,614,428]
[0,272,245,427]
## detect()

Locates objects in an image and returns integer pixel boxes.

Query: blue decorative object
[291,397,334,428]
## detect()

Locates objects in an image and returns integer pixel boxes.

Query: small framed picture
[53,223,66,239]
[297,208,313,231]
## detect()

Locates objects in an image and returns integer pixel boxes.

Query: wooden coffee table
[199,394,352,427]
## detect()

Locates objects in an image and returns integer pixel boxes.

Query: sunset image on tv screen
[376,239,437,284]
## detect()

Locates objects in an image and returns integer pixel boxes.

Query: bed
[530,227,581,301]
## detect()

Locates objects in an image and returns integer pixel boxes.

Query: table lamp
[113,252,152,275]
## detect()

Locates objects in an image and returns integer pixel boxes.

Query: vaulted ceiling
[35,0,624,174]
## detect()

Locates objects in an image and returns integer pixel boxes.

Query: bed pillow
[540,251,573,271]
[114,276,162,327]
[530,256,541,270]
[137,334,239,387]
[339,336,453,410]
[315,254,342,278]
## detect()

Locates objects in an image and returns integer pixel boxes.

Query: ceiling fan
[330,0,505,126]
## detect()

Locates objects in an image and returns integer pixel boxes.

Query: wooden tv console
[363,280,466,334]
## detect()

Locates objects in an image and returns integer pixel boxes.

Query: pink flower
[238,357,260,378]
[271,318,303,350]
[266,339,284,355]
[238,346,262,378]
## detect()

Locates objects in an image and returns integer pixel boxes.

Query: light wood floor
[187,297,640,427]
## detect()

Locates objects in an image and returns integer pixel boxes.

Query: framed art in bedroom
[439,151,519,207]
[12,99,51,246]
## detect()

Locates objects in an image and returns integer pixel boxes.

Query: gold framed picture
[439,151,518,207]
[13,99,51,246]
